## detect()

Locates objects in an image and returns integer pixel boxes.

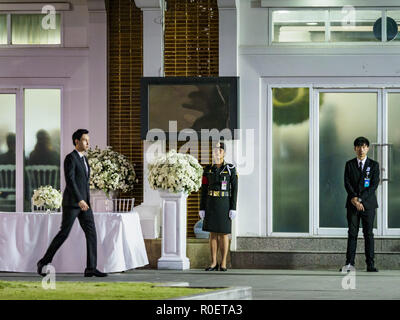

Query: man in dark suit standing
[37,129,107,277]
[343,136,379,272]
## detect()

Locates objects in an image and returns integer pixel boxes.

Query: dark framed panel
[140,77,239,140]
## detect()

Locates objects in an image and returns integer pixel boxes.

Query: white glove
[229,210,237,220]
[199,210,205,219]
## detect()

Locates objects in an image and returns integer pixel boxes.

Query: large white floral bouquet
[147,149,203,194]
[32,186,62,212]
[87,146,137,197]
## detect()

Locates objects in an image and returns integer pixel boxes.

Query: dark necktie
[358,161,362,172]
[81,157,88,175]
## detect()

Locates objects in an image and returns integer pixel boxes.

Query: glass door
[269,86,399,236]
[270,87,311,235]
[0,88,61,213]
[315,89,381,235]
[0,92,17,212]
[383,90,400,235]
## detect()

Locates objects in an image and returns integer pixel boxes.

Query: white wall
[0,0,107,193]
[237,0,400,236]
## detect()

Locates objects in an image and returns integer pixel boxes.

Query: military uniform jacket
[200,161,238,234]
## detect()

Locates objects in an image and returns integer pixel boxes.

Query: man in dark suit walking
[343,136,379,272]
[37,129,107,277]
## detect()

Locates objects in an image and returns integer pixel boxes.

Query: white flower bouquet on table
[32,186,62,212]
[147,149,203,194]
[87,146,137,197]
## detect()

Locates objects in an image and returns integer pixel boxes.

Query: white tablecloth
[0,211,149,273]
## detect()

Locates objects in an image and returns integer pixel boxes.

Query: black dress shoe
[84,268,108,277]
[219,266,228,272]
[37,260,46,277]
[205,264,219,271]
[367,266,378,272]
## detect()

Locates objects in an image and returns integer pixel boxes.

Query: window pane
[0,15,6,44]
[388,93,400,228]
[12,14,61,45]
[329,10,382,42]
[386,11,400,42]
[24,89,61,212]
[272,88,309,232]
[319,92,377,228]
[0,94,16,212]
[272,10,326,43]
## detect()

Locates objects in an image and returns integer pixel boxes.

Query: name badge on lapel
[364,168,371,187]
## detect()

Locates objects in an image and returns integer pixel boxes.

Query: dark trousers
[346,207,376,267]
[40,207,97,270]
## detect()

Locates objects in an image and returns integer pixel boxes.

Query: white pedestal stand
[157,190,190,270]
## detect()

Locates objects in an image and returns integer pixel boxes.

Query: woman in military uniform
[199,141,238,271]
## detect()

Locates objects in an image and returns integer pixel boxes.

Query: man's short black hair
[72,129,89,146]
[6,133,15,148]
[354,136,370,147]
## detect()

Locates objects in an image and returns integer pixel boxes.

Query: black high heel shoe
[205,263,219,271]
[219,266,228,272]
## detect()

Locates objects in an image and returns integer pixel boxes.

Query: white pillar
[87,0,107,149]
[218,0,238,77]
[217,0,239,250]
[134,0,163,206]
[157,190,190,270]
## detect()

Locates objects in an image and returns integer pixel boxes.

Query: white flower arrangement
[87,146,137,197]
[32,186,62,212]
[147,149,203,194]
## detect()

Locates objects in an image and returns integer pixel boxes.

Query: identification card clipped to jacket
[221,177,227,190]
[364,178,370,188]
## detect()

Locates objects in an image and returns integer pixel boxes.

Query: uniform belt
[208,190,230,197]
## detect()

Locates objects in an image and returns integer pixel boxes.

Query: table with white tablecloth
[0,211,149,273]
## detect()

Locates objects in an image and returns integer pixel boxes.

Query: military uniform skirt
[202,196,231,234]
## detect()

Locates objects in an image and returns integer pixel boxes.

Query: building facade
[2,0,400,268]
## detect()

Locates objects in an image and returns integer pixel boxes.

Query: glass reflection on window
[24,89,61,212]
[11,14,61,45]
[272,10,326,43]
[0,15,7,44]
[272,88,310,233]
[0,94,16,212]
[319,92,377,228]
[388,93,400,228]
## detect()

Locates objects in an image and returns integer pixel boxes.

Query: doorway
[268,85,400,237]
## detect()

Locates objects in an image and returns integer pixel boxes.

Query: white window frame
[313,88,382,237]
[266,83,314,237]
[382,88,400,236]
[0,11,63,48]
[269,7,400,46]
[0,88,19,211]
[0,86,63,213]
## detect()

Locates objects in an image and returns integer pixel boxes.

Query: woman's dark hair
[354,136,370,147]
[72,129,89,146]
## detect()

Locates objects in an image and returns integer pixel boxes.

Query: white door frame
[267,84,314,237]
[382,89,400,236]
[0,89,20,211]
[314,88,382,236]
[265,78,400,237]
